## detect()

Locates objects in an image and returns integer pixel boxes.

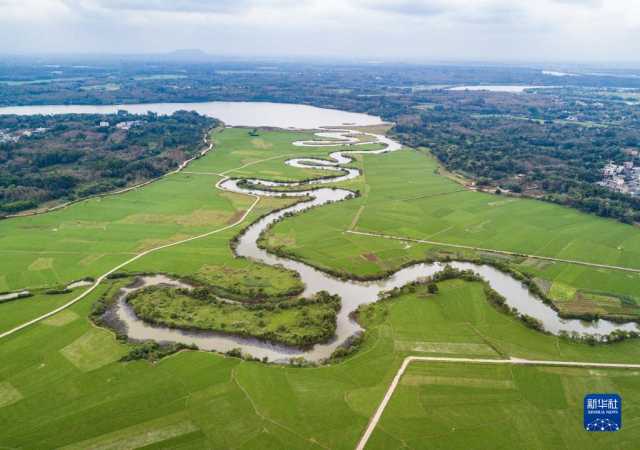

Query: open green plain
[2,128,640,449]
[368,361,639,449]
[263,146,640,318]
[2,277,640,448]
[0,128,375,294]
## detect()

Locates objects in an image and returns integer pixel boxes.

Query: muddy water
[113,129,638,363]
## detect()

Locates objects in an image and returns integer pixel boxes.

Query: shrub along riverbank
[127,286,341,348]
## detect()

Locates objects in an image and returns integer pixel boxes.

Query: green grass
[2,127,640,448]
[0,128,327,293]
[0,289,87,334]
[0,128,325,328]
[0,382,23,408]
[59,327,127,371]
[368,361,639,449]
[0,170,250,291]
[263,147,640,318]
[1,278,639,448]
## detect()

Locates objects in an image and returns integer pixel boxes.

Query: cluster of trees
[393,95,640,224]
[3,60,640,223]
[0,111,216,215]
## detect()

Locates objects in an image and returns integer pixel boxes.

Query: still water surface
[0,101,383,129]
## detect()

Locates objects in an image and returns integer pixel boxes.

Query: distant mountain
[163,49,211,61]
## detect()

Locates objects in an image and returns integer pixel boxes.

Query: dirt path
[0,180,260,341]
[355,355,640,450]
[346,230,640,274]
[0,130,377,340]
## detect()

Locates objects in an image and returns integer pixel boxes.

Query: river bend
[113,128,638,363]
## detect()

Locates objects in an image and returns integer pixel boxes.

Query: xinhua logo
[584,394,621,432]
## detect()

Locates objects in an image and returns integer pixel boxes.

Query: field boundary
[0,186,260,341]
[0,134,353,339]
[345,230,640,274]
[355,355,640,450]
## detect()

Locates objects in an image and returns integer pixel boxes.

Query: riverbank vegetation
[127,286,340,347]
[261,141,640,321]
[2,274,640,448]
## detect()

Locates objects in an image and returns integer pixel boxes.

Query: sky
[1,0,639,63]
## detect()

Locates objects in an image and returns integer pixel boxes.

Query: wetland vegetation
[128,286,340,347]
[1,76,640,447]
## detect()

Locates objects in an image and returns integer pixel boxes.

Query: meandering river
[110,126,638,363]
[6,100,633,362]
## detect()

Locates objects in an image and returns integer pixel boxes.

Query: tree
[427,283,439,294]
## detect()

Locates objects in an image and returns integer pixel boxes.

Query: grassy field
[0,128,338,293]
[1,277,639,448]
[2,127,640,448]
[0,288,88,334]
[367,361,639,449]
[263,146,640,318]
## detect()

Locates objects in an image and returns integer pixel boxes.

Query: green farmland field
[263,146,640,318]
[0,128,333,292]
[1,278,639,449]
[2,127,640,449]
[368,361,639,449]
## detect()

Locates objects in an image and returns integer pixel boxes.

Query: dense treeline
[2,59,640,107]
[394,104,640,223]
[3,60,640,222]
[0,111,216,214]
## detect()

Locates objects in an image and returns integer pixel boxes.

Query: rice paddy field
[1,277,639,449]
[2,127,640,449]
[0,128,352,294]
[262,145,640,319]
[367,361,640,449]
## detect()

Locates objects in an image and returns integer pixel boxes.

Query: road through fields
[356,355,640,450]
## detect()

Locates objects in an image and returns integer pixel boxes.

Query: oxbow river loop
[112,128,639,363]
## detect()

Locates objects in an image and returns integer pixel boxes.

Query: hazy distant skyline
[1,0,639,64]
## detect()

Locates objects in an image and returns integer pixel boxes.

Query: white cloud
[0,0,638,63]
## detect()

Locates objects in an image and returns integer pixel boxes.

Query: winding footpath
[355,355,640,450]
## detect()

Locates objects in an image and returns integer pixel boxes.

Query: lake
[448,85,556,93]
[0,101,383,129]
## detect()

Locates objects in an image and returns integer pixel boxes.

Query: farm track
[356,355,640,450]
[346,230,640,274]
[0,134,326,340]
[0,195,260,340]
[0,128,270,340]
